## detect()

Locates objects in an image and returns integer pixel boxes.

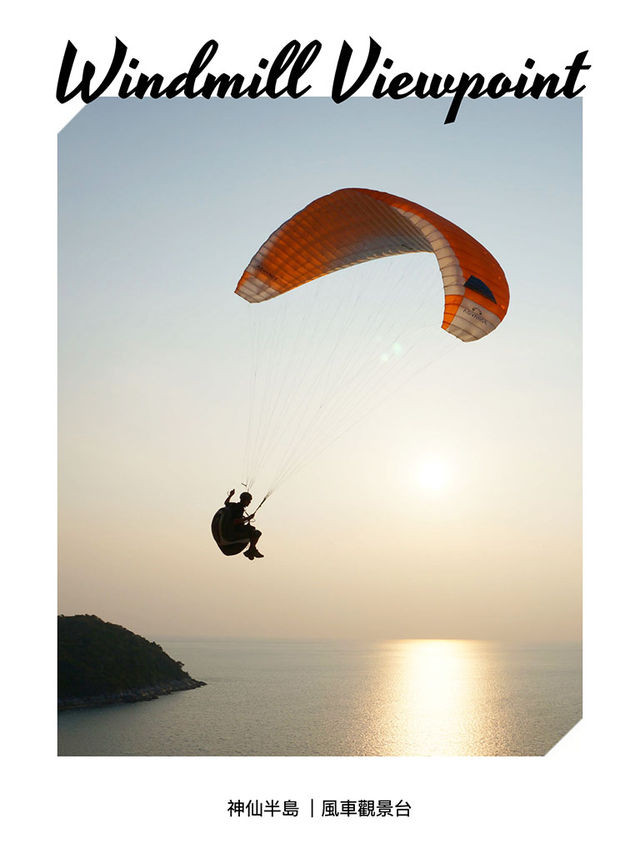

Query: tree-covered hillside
[58,614,205,708]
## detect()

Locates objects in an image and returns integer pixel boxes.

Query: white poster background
[4,3,636,851]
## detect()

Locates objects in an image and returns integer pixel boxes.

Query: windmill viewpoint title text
[57,38,590,124]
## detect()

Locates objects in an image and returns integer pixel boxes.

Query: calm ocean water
[57,639,581,756]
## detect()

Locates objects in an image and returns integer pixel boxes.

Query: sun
[417,459,449,492]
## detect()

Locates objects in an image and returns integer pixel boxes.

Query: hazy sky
[58,96,581,641]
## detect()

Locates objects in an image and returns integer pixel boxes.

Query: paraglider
[212,188,510,557]
[211,489,264,559]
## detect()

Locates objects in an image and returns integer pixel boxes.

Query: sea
[57,638,581,756]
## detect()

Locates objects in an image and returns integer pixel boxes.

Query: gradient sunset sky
[58,96,581,641]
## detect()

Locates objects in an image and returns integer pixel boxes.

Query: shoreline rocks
[58,676,206,711]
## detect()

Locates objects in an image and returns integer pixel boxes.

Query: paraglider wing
[235,188,509,342]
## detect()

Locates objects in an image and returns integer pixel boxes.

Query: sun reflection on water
[377,639,498,755]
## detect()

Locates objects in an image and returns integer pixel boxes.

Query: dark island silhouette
[58,614,205,710]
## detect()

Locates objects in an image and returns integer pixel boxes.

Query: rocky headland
[58,614,205,711]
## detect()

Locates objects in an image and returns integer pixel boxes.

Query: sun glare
[417,459,449,491]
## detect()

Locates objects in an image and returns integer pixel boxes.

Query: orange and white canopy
[235,188,509,342]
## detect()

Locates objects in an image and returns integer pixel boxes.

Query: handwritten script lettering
[56,37,590,124]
